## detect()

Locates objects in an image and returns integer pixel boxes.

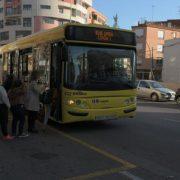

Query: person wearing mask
[8,79,28,138]
[0,84,14,140]
[25,71,42,133]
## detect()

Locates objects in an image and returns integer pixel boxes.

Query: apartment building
[0,0,107,46]
[132,20,180,80]
[162,38,180,84]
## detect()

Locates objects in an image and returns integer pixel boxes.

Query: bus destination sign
[95,30,114,41]
[65,25,136,46]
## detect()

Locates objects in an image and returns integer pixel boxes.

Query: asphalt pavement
[0,100,180,180]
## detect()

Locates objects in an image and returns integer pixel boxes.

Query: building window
[23,4,32,11]
[23,18,32,27]
[76,10,81,17]
[0,31,9,41]
[16,30,31,39]
[156,59,163,66]
[6,0,13,2]
[40,5,51,9]
[58,7,63,13]
[92,14,97,20]
[158,31,164,39]
[5,18,21,26]
[0,8,3,13]
[71,9,76,17]
[6,7,13,15]
[0,20,3,28]
[43,17,54,24]
[135,29,144,37]
[157,45,163,52]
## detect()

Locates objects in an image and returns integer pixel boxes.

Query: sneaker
[18,133,29,138]
[2,135,14,140]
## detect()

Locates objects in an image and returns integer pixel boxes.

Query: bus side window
[22,55,28,76]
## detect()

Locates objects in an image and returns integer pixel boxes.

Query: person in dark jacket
[8,79,28,138]
[3,74,14,92]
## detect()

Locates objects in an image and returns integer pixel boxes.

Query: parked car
[175,89,180,105]
[137,80,176,101]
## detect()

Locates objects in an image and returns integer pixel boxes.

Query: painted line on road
[121,171,144,180]
[59,130,136,169]
[40,122,136,170]
[65,167,132,180]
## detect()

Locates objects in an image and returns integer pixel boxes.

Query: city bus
[0,23,137,123]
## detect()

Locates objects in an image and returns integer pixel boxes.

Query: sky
[94,0,180,29]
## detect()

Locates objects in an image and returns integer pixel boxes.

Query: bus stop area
[0,121,136,180]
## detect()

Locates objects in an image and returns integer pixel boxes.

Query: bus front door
[50,42,62,122]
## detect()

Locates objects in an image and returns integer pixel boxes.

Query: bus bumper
[63,104,136,123]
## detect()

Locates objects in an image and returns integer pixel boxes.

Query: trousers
[0,104,8,136]
[27,110,38,132]
[11,105,25,135]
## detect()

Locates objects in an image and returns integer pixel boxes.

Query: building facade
[162,38,180,83]
[132,20,180,80]
[0,0,107,46]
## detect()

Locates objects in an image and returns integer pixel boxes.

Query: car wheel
[176,96,180,105]
[151,93,159,102]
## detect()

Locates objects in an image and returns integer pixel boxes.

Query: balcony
[83,0,92,6]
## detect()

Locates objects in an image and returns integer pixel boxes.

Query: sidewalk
[0,122,124,180]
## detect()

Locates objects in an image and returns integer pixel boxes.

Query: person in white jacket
[25,71,43,133]
[0,85,13,140]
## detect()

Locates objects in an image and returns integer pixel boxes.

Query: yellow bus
[0,23,137,123]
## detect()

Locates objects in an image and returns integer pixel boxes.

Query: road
[0,101,180,180]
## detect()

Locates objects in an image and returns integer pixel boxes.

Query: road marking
[42,122,136,169]
[65,167,132,180]
[121,171,143,180]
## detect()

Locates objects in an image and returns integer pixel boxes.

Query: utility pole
[70,0,72,23]
[152,5,155,22]
[151,47,154,80]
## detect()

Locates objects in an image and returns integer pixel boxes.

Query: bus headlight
[67,100,75,105]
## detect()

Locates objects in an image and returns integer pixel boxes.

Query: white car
[137,80,176,101]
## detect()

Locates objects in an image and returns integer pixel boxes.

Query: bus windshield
[65,46,136,90]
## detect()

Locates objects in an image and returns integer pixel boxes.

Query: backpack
[40,89,52,104]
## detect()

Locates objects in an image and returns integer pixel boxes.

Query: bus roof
[0,23,135,53]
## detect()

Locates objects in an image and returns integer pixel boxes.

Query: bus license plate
[95,115,117,121]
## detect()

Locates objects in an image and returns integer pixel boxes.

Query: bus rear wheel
[151,93,159,102]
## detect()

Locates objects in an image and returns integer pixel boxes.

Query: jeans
[27,110,38,132]
[43,104,51,125]
[11,105,25,136]
[0,104,8,136]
